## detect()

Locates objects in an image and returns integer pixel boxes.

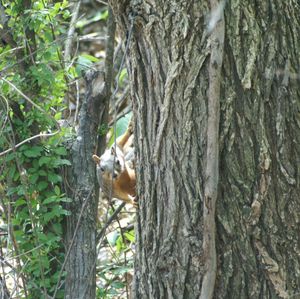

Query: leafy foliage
[0,0,71,297]
[0,0,135,297]
[97,227,135,298]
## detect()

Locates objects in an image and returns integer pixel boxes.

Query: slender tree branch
[1,78,47,115]
[64,0,81,69]
[95,0,108,5]
[0,78,60,128]
[104,6,116,98]
[200,1,225,299]
[96,202,126,242]
[0,132,59,157]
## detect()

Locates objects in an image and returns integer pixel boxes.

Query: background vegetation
[0,0,133,297]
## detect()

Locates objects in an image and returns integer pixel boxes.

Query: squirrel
[92,122,136,206]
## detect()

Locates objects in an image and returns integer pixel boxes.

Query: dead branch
[200,1,225,299]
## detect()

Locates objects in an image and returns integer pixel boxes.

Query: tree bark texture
[63,70,108,299]
[110,1,300,298]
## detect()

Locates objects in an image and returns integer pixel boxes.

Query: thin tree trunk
[63,70,106,299]
[110,0,300,298]
[62,8,115,298]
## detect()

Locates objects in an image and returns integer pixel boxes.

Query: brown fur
[92,121,136,206]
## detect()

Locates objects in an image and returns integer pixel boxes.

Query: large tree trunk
[110,1,300,298]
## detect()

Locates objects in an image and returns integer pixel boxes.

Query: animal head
[92,146,125,179]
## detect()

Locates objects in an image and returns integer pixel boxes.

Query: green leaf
[111,281,125,289]
[39,156,52,166]
[51,223,62,235]
[124,230,135,243]
[116,235,125,253]
[52,158,71,167]
[54,147,67,155]
[29,173,39,184]
[48,173,62,183]
[118,68,127,86]
[43,205,69,222]
[76,55,93,74]
[108,112,132,147]
[38,170,47,176]
[59,196,72,203]
[15,198,26,207]
[23,146,43,157]
[43,196,58,205]
[76,9,108,28]
[16,185,26,196]
[42,50,52,60]
[80,54,100,63]
[54,185,60,196]
[37,181,48,191]
[112,265,132,276]
[8,164,16,179]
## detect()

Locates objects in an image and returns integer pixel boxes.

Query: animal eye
[100,167,105,172]
[116,160,120,166]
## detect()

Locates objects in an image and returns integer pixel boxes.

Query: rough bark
[216,1,300,298]
[110,0,300,298]
[62,9,115,299]
[63,70,107,299]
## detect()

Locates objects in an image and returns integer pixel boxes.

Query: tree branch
[64,0,81,69]
[200,1,225,299]
[0,132,59,157]
[96,202,126,242]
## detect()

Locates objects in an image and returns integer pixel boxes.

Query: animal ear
[111,146,116,155]
[92,154,101,163]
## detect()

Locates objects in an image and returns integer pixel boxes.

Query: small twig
[64,0,81,69]
[1,78,47,114]
[78,33,106,42]
[0,131,59,157]
[104,6,116,98]
[113,38,123,62]
[0,46,24,57]
[96,202,126,242]
[95,0,108,5]
[1,244,44,262]
[73,80,80,126]
[112,85,130,112]
[1,78,60,128]
[0,78,61,156]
